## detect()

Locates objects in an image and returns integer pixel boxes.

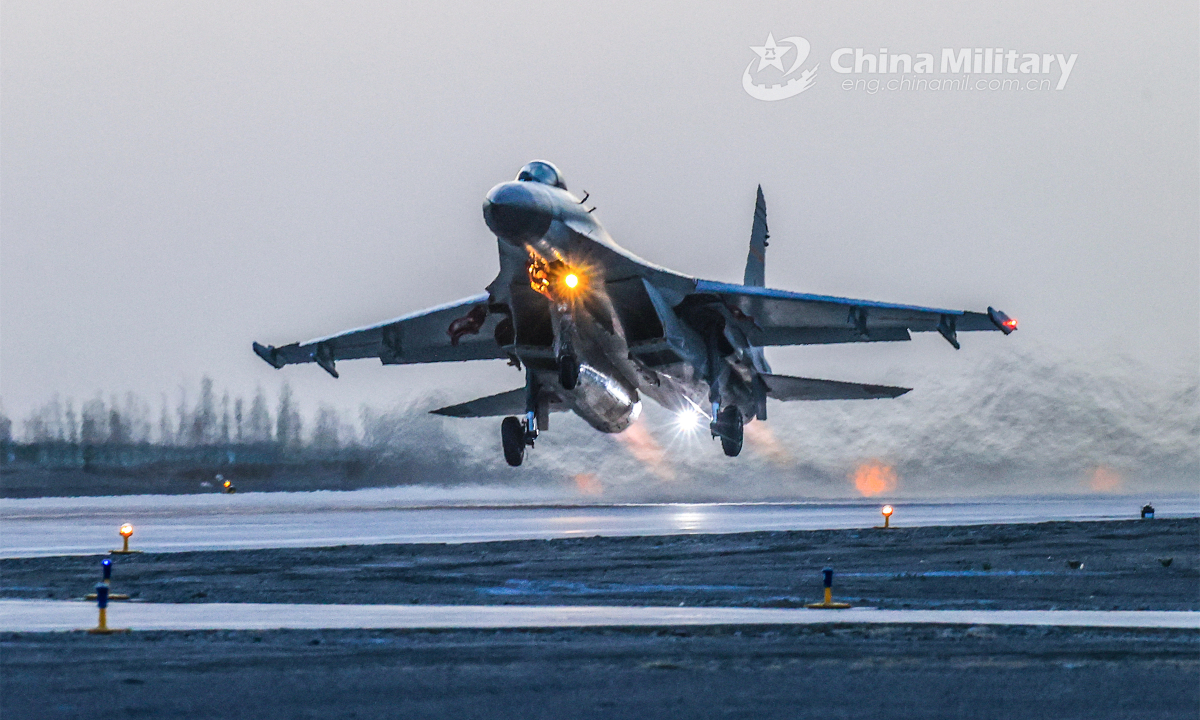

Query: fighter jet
[254,161,1017,466]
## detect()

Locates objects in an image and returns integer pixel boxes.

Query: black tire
[558,354,580,390]
[719,407,743,457]
[501,416,525,466]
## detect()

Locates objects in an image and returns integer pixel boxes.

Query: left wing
[253,293,508,377]
[691,280,1016,349]
[430,388,569,418]
[762,373,910,401]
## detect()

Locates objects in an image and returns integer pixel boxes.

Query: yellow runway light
[875,505,895,529]
[86,583,129,634]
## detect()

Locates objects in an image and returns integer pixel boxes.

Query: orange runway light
[876,505,895,529]
[112,523,141,554]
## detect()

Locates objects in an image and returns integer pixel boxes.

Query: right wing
[253,293,508,377]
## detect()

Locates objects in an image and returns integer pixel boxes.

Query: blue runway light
[102,558,112,581]
[808,567,852,609]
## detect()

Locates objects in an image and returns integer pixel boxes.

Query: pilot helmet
[516,160,567,191]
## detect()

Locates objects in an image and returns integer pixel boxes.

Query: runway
[2,490,1194,558]
[3,600,1197,632]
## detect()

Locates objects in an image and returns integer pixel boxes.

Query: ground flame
[851,460,897,497]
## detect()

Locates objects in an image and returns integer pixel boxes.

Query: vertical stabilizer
[743,185,768,286]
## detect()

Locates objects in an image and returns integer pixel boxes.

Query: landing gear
[501,414,539,467]
[501,416,525,466]
[711,406,743,457]
[558,353,579,390]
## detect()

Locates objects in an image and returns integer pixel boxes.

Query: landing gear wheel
[558,354,580,390]
[718,407,743,457]
[501,416,525,466]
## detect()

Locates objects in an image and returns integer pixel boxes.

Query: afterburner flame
[851,460,897,497]
[616,417,675,481]
[743,422,793,466]
[574,473,603,496]
[1088,465,1123,493]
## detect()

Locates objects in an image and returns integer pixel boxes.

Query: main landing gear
[501,415,538,466]
[711,406,744,458]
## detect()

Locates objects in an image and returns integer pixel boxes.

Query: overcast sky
[2,0,1197,425]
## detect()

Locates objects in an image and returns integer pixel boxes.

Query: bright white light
[676,408,702,432]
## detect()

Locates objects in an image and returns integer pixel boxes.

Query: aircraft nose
[483,182,552,242]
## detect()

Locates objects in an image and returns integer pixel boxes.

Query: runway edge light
[85,557,129,601]
[85,583,128,634]
[805,567,852,609]
[875,505,895,529]
[112,523,141,554]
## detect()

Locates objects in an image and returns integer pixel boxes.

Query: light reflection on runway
[2,600,1196,632]
[0,491,1194,558]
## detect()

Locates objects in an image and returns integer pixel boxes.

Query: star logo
[750,33,792,72]
[742,33,819,102]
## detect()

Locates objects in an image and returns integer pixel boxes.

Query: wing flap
[692,280,1011,347]
[762,373,911,401]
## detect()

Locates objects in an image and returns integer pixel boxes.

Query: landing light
[563,273,579,289]
[676,408,702,432]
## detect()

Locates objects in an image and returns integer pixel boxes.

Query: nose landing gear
[558,353,580,390]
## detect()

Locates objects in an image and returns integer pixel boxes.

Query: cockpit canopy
[516,160,567,191]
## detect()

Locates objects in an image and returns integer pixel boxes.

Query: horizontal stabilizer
[430,388,568,418]
[761,373,911,401]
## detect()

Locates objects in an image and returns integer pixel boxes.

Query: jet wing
[692,280,1015,348]
[430,388,569,418]
[253,293,508,377]
[762,373,910,401]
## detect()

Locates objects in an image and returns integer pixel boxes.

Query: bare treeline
[4,377,354,450]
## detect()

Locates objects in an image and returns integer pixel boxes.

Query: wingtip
[252,341,285,369]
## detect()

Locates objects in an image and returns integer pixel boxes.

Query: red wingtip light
[988,307,1018,335]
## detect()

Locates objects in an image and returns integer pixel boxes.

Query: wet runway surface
[2,491,1193,558]
[4,599,1196,632]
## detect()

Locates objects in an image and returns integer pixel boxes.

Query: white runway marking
[2,491,1194,558]
[2,600,1196,632]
